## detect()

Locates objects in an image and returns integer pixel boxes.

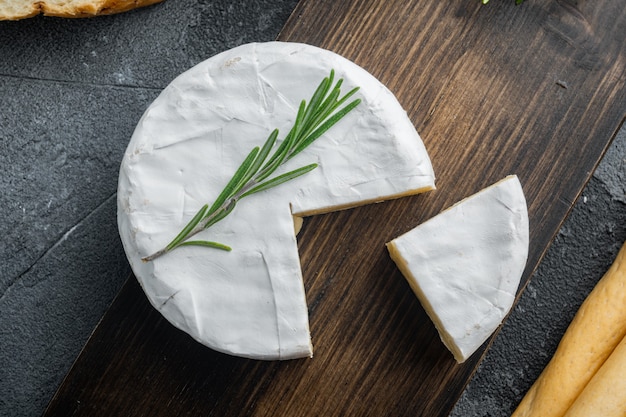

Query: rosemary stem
[142,184,256,262]
[140,70,360,262]
[142,247,169,262]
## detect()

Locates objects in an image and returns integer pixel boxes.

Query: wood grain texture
[45,0,626,416]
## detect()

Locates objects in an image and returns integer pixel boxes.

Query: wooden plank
[44,0,626,416]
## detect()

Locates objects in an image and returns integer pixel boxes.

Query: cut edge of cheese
[294,184,436,217]
[386,175,529,363]
[118,41,436,360]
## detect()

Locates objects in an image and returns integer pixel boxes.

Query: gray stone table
[0,1,624,416]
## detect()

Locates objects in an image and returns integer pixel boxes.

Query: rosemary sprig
[142,70,361,262]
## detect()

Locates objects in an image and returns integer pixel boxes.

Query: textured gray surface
[0,2,624,417]
[0,2,298,416]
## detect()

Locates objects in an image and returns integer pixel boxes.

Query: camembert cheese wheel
[387,175,528,363]
[118,42,435,360]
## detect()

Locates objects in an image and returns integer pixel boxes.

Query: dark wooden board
[45,0,626,416]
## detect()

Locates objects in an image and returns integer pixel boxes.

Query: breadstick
[563,333,626,417]
[512,241,626,417]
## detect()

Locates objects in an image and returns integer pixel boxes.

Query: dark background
[0,1,624,416]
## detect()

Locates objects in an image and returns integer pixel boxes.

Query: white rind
[118,41,435,360]
[387,175,529,363]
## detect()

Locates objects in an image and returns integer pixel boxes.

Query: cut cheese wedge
[386,175,528,363]
[117,41,435,360]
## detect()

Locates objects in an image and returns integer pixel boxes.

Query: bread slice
[0,0,163,20]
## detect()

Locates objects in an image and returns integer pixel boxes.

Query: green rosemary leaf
[203,199,237,230]
[240,129,278,187]
[261,132,291,176]
[302,72,332,126]
[259,100,306,180]
[316,79,343,115]
[179,240,232,251]
[275,101,306,165]
[299,87,342,140]
[241,163,318,198]
[329,86,360,115]
[257,129,279,167]
[317,83,342,114]
[289,99,309,149]
[300,77,337,135]
[207,146,259,215]
[290,98,362,159]
[268,129,291,166]
[165,203,209,251]
[301,85,359,145]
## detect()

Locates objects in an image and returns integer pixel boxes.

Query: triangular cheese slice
[117,41,435,360]
[386,175,528,363]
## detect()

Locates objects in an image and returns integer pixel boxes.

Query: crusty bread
[563,333,626,417]
[0,0,164,20]
[512,241,626,417]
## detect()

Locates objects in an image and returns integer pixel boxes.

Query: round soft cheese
[387,175,528,363]
[117,41,436,360]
